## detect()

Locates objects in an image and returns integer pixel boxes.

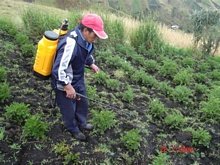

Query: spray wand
[75,92,135,118]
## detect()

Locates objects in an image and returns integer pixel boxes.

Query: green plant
[23,114,49,140]
[122,86,135,103]
[148,98,168,119]
[143,59,158,72]
[53,140,70,156]
[64,153,81,165]
[164,113,186,129]
[106,79,120,91]
[159,60,178,77]
[129,18,164,51]
[200,98,220,121]
[0,18,17,36]
[0,66,7,82]
[86,85,98,100]
[21,44,35,57]
[194,73,208,83]
[120,129,141,151]
[197,62,211,73]
[15,33,29,46]
[192,128,211,147]
[21,8,60,36]
[91,110,116,135]
[191,9,220,55]
[4,102,30,124]
[208,70,220,81]
[151,151,171,165]
[171,85,193,105]
[158,82,174,96]
[0,82,13,103]
[0,127,5,140]
[180,57,196,68]
[93,71,110,85]
[194,83,208,94]
[173,69,194,85]
[4,42,15,53]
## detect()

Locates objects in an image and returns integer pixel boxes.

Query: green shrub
[0,82,13,103]
[208,69,220,81]
[0,127,5,141]
[91,110,116,135]
[4,42,15,53]
[21,43,35,57]
[151,151,170,165]
[120,129,141,151]
[23,114,49,140]
[180,57,196,68]
[122,86,135,103]
[192,128,211,147]
[129,18,164,51]
[158,82,174,96]
[143,59,158,72]
[0,66,7,82]
[194,73,208,83]
[93,71,110,85]
[15,33,29,46]
[148,98,168,119]
[171,85,193,105]
[197,62,211,73]
[191,9,220,54]
[53,140,70,156]
[159,60,178,77]
[106,79,120,91]
[4,102,30,124]
[200,98,220,121]
[86,85,98,100]
[21,8,60,36]
[0,18,17,36]
[164,113,186,129]
[173,70,194,85]
[194,83,208,94]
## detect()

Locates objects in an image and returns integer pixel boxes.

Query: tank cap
[44,31,59,40]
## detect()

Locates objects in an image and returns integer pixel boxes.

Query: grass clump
[4,102,30,124]
[23,114,49,140]
[91,110,116,135]
[129,18,164,52]
[120,129,141,152]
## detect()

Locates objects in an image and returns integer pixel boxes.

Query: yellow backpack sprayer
[33,19,69,80]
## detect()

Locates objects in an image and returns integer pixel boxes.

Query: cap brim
[93,30,108,39]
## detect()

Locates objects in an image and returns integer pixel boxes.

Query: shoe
[81,123,94,130]
[72,131,86,140]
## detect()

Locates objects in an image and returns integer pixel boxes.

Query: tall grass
[129,18,164,52]
[21,8,61,37]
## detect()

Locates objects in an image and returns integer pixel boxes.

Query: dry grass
[1,0,220,55]
[0,0,68,28]
[159,23,220,55]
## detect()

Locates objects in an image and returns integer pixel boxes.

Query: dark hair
[79,23,93,33]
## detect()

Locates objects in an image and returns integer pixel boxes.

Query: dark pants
[55,80,88,133]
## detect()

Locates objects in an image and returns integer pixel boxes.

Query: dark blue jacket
[51,26,94,90]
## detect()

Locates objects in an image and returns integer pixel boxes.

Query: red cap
[81,14,108,39]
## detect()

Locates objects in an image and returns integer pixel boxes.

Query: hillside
[24,0,220,31]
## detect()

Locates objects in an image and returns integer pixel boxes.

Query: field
[0,1,220,165]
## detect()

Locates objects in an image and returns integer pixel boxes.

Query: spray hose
[75,92,135,118]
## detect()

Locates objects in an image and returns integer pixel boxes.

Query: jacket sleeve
[52,37,76,87]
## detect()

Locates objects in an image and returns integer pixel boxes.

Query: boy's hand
[90,64,99,73]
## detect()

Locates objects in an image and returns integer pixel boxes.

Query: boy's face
[83,28,99,43]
